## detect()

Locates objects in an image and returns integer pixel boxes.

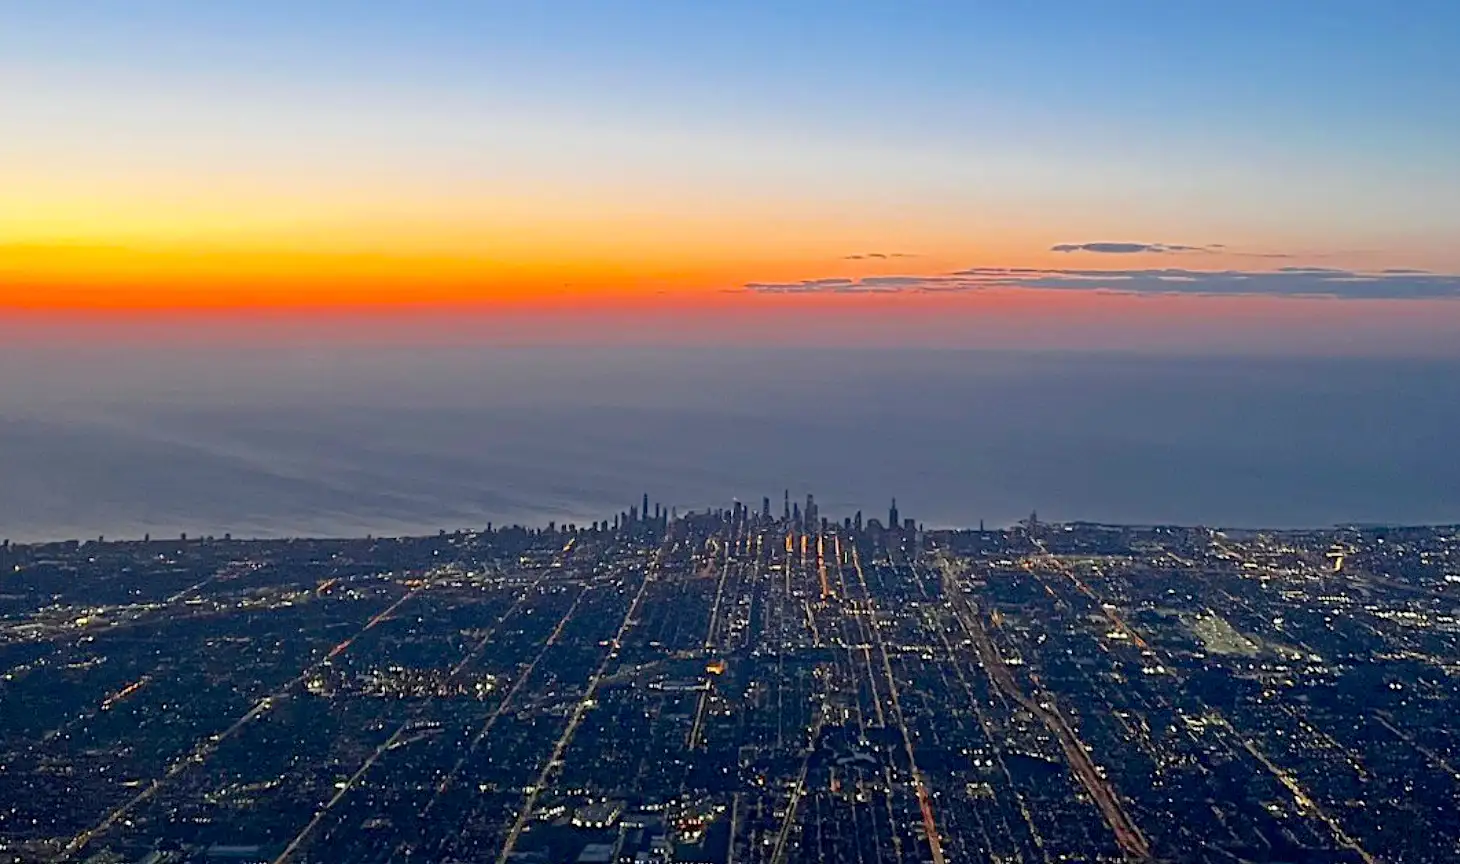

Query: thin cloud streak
[1051,242,1219,254]
[1051,241,1297,259]
[745,266,1460,300]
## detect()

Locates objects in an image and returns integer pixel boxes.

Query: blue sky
[10,2,1455,132]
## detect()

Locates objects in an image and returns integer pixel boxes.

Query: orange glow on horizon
[0,234,1019,311]
[5,237,1460,365]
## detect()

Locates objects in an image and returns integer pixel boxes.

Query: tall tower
[889,498,899,532]
[762,497,772,521]
[643,493,651,522]
[783,489,791,522]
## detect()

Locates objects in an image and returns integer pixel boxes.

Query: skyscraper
[889,499,899,532]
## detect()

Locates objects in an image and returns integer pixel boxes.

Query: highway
[850,546,946,864]
[690,515,746,750]
[940,556,1152,861]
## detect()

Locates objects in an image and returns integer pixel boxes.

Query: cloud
[745,277,881,293]
[1051,242,1348,261]
[1051,242,1219,255]
[843,252,918,260]
[745,274,971,294]
[745,266,1460,300]
[859,275,944,287]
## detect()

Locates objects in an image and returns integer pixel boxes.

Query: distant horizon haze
[3,340,1457,544]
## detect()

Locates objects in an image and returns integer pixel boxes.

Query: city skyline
[3,497,1456,863]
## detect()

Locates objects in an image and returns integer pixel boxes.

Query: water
[2,344,1457,541]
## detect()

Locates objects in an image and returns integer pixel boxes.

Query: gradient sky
[4,1,1460,348]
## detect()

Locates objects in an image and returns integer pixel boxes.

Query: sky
[3,1,1460,351]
